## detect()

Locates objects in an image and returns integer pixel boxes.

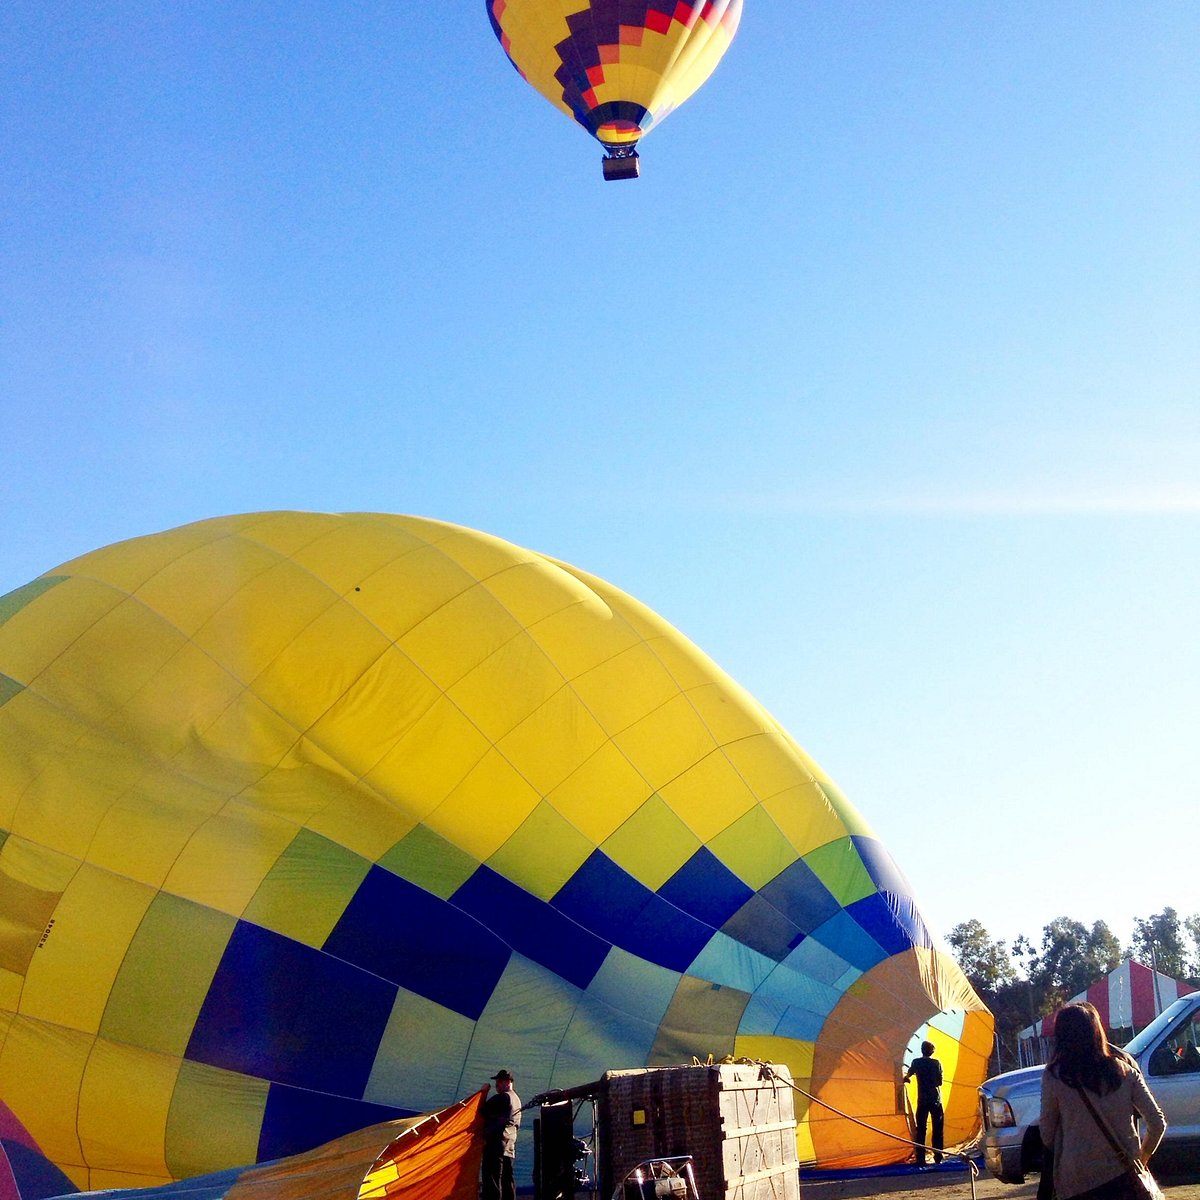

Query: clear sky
[3,4,1198,963]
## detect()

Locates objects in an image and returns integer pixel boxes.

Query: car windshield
[1123,998,1194,1056]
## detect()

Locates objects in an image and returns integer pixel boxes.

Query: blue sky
[3,3,1198,961]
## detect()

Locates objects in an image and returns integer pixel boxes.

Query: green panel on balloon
[708,805,797,890]
[600,795,699,891]
[0,576,67,628]
[100,892,236,1057]
[365,989,475,1114]
[165,1059,269,1180]
[377,824,478,899]
[0,674,22,708]
[486,800,593,902]
[243,829,371,947]
[805,837,877,907]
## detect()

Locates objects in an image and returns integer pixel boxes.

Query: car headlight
[986,1097,1017,1128]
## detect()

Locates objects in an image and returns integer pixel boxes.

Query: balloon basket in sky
[486,0,744,179]
[602,148,640,182]
[0,512,992,1192]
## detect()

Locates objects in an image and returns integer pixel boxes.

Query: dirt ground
[798,1165,1200,1200]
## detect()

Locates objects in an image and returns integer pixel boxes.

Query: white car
[979,993,1200,1182]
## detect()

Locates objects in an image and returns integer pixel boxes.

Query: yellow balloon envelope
[0,513,991,1189]
[486,0,743,177]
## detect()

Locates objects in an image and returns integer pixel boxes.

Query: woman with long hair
[1040,1002,1166,1200]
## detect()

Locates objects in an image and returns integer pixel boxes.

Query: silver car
[979,993,1200,1182]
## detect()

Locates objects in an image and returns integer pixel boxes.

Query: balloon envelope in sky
[0,512,992,1190]
[486,0,743,178]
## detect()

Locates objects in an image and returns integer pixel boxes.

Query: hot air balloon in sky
[486,0,743,179]
[0,513,992,1191]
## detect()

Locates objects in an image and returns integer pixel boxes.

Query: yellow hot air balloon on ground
[486,0,743,179]
[0,513,991,1190]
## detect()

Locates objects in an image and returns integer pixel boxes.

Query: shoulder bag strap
[1074,1086,1138,1172]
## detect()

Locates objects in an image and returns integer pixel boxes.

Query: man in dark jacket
[904,1041,944,1166]
[482,1069,522,1200]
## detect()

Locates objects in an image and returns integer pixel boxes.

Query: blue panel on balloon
[553,851,712,972]
[807,910,888,973]
[325,865,510,1020]
[452,865,609,990]
[738,994,788,1036]
[0,1139,79,1200]
[659,847,754,929]
[847,891,929,955]
[852,836,913,898]
[759,858,841,934]
[721,893,802,961]
[686,931,776,994]
[258,1083,414,1161]
[187,921,396,1095]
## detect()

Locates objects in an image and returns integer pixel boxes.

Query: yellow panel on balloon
[299,768,419,862]
[481,557,597,628]
[683,681,770,744]
[353,543,478,644]
[116,641,245,764]
[0,1015,92,1175]
[253,602,394,733]
[182,687,308,787]
[0,577,121,685]
[133,534,289,641]
[723,734,816,810]
[190,559,337,685]
[0,693,61,825]
[658,750,758,843]
[79,1038,180,1176]
[86,769,229,890]
[0,833,77,895]
[448,634,565,744]
[307,648,444,775]
[11,743,123,866]
[425,748,539,860]
[545,740,650,844]
[496,685,610,797]
[44,595,188,723]
[363,695,492,818]
[526,599,641,681]
[613,693,717,790]
[288,517,427,597]
[162,800,298,918]
[569,642,679,733]
[735,1034,816,1080]
[761,782,859,858]
[23,864,155,1035]
[399,587,523,692]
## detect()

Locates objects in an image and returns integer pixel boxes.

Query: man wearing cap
[481,1069,521,1200]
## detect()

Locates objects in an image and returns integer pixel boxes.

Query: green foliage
[947,919,1017,992]
[946,910,1200,1072]
[1132,907,1197,982]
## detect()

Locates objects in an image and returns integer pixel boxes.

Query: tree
[1132,908,1190,980]
[1020,917,1122,1011]
[947,919,1016,992]
[947,920,1025,1070]
[1187,914,1200,980]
